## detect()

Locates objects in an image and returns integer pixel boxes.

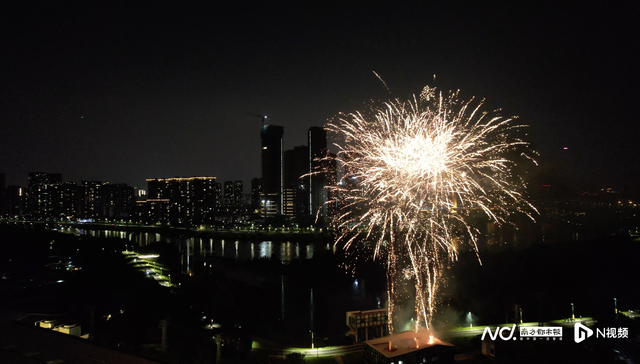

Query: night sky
[1,1,638,193]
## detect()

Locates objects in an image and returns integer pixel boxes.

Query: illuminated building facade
[101,183,135,219]
[224,181,234,209]
[250,178,262,213]
[215,182,222,209]
[222,180,244,212]
[283,150,295,217]
[347,309,389,343]
[233,181,243,210]
[261,124,284,217]
[81,181,103,219]
[27,172,62,218]
[52,181,78,218]
[146,176,217,224]
[283,146,312,220]
[136,198,170,223]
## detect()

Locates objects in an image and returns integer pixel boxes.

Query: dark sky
[1,1,638,193]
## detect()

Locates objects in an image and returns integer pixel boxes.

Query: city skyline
[0,122,334,222]
[1,2,638,192]
[0,121,325,194]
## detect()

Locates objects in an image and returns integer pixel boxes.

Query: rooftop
[0,321,164,364]
[347,308,387,316]
[365,330,453,358]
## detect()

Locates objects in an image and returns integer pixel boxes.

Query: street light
[571,303,575,321]
[468,312,473,329]
[614,298,618,316]
[519,308,523,324]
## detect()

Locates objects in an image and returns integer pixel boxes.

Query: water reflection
[259,241,271,259]
[61,227,327,267]
[182,238,325,271]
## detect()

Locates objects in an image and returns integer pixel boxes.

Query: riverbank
[0,219,335,242]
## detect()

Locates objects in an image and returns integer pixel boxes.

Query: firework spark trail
[326,85,537,331]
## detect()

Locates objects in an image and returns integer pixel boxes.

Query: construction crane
[242,112,271,124]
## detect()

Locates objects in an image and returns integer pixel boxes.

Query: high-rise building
[215,182,222,209]
[293,145,310,219]
[146,177,217,224]
[250,178,262,213]
[102,183,134,219]
[261,124,284,217]
[325,152,338,219]
[224,181,234,209]
[308,127,327,217]
[27,172,62,218]
[81,181,103,219]
[52,181,78,218]
[233,181,244,210]
[189,179,217,223]
[136,198,170,224]
[148,178,166,199]
[283,150,295,217]
[7,185,23,217]
[283,146,311,220]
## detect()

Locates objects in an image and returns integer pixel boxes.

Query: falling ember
[325,84,537,331]
[414,337,419,349]
[428,335,435,345]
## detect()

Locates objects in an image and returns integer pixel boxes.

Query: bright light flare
[326,85,537,332]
